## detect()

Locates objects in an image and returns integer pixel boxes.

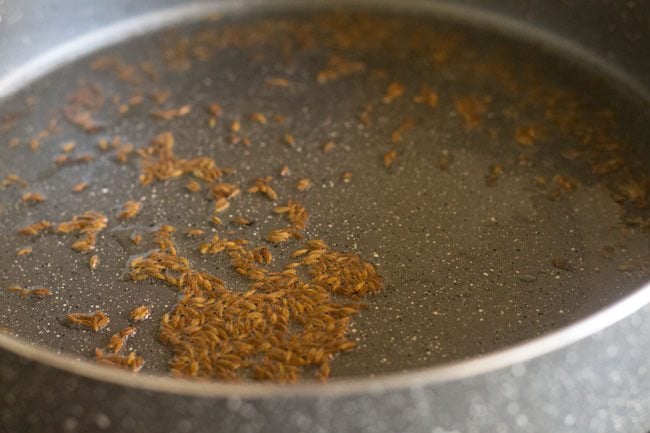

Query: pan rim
[2,280,649,397]
[0,0,648,397]
[1,0,648,102]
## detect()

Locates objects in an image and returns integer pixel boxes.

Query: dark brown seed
[16,247,33,257]
[117,200,142,220]
[21,192,46,204]
[265,77,291,87]
[322,141,336,153]
[382,81,405,104]
[18,220,52,236]
[383,149,397,169]
[151,105,191,121]
[130,306,151,322]
[89,255,99,270]
[67,310,110,331]
[413,84,438,108]
[296,178,311,191]
[72,182,89,192]
[231,216,254,226]
[454,96,490,129]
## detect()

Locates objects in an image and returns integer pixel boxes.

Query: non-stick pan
[0,0,648,432]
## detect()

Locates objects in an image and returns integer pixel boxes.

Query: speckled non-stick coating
[0,10,648,380]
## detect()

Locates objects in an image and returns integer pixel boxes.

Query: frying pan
[0,0,649,432]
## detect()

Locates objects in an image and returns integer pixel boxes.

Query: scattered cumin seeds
[185,179,201,193]
[383,149,398,169]
[67,310,110,331]
[273,205,290,214]
[533,176,547,188]
[515,124,544,146]
[317,56,365,83]
[97,138,110,151]
[54,154,69,165]
[250,112,268,124]
[72,182,89,193]
[265,77,291,87]
[214,198,230,213]
[76,153,95,164]
[18,220,52,236]
[248,177,278,201]
[485,164,504,187]
[107,326,137,353]
[322,141,336,153]
[24,288,53,298]
[359,104,373,126]
[390,117,415,143]
[0,173,28,189]
[382,81,405,104]
[6,284,24,294]
[57,211,107,235]
[115,143,134,163]
[186,229,206,237]
[118,200,142,220]
[95,348,144,372]
[231,216,254,226]
[89,255,99,270]
[117,104,130,116]
[439,150,452,171]
[266,229,294,243]
[71,234,97,253]
[60,141,76,153]
[211,183,241,200]
[413,84,439,108]
[296,178,312,191]
[553,174,576,193]
[252,246,273,264]
[454,96,490,129]
[130,306,151,322]
[16,247,33,257]
[207,103,222,117]
[284,133,295,146]
[21,192,46,204]
[63,105,105,133]
[151,105,191,121]
[291,248,309,258]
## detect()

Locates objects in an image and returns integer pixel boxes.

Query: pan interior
[0,8,648,380]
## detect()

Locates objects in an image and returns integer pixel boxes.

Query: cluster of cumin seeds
[126,132,383,382]
[130,233,382,382]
